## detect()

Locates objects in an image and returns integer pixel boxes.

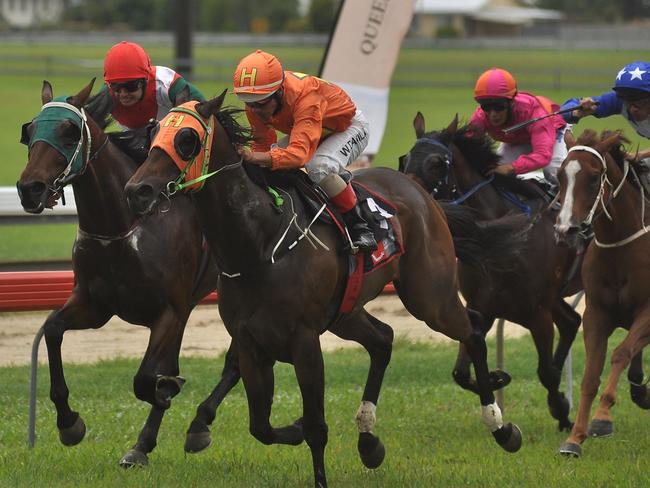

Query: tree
[309,0,337,33]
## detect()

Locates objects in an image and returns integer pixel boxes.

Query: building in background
[413,0,563,38]
[0,0,64,28]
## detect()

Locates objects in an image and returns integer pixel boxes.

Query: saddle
[492,175,556,214]
[247,166,404,315]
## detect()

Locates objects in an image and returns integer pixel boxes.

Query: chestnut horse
[125,92,522,487]
[555,130,650,457]
[399,113,583,431]
[16,80,234,467]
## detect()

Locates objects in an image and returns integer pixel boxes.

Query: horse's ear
[596,131,622,155]
[413,111,425,139]
[69,78,95,108]
[41,80,53,105]
[564,129,576,149]
[398,154,406,173]
[197,89,227,118]
[446,114,459,136]
[174,85,191,106]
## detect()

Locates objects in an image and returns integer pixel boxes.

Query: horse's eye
[174,128,201,161]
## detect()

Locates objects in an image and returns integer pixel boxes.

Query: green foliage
[64,0,172,30]
[309,0,337,33]
[1,334,649,486]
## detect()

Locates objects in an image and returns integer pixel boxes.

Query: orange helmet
[104,41,152,83]
[474,68,518,101]
[233,50,284,103]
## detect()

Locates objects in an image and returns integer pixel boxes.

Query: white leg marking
[481,402,504,432]
[355,401,377,433]
[556,159,581,233]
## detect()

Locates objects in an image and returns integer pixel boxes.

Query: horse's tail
[440,202,529,273]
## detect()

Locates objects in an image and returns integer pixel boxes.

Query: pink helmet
[474,68,518,100]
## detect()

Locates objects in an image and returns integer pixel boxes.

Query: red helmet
[104,41,152,83]
[474,68,518,100]
[233,50,284,103]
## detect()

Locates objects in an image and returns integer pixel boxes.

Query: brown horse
[15,80,237,467]
[555,129,650,457]
[124,92,522,487]
[399,113,583,431]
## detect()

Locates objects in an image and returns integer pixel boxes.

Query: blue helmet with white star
[613,61,650,97]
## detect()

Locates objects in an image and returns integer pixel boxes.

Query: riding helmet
[474,68,518,101]
[233,50,284,103]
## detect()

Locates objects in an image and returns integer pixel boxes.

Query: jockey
[103,41,204,131]
[233,49,377,253]
[561,60,650,164]
[470,68,569,186]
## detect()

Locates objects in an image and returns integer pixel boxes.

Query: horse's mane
[576,129,630,170]
[424,124,500,177]
[216,106,254,147]
[453,125,501,175]
[84,89,114,130]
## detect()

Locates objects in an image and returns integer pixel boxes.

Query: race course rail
[0,271,396,312]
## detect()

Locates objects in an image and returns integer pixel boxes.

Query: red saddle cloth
[338,183,404,314]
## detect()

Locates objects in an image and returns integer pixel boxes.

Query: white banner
[320,0,415,155]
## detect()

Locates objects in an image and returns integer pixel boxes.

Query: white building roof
[415,0,488,15]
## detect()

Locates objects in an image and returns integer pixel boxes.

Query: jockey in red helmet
[233,50,377,253]
[102,41,204,131]
[470,68,569,186]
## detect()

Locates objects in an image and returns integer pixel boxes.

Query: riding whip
[502,103,597,134]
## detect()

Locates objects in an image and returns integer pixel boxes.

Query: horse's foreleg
[43,295,111,446]
[121,309,186,467]
[628,351,650,409]
[238,334,303,447]
[330,310,392,469]
[559,306,611,457]
[551,298,581,370]
[185,339,241,453]
[527,311,572,432]
[291,328,328,488]
[452,311,502,393]
[589,316,650,439]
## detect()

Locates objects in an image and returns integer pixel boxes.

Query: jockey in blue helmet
[560,61,650,162]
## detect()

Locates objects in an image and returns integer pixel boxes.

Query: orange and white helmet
[104,41,152,83]
[474,68,518,101]
[233,50,284,103]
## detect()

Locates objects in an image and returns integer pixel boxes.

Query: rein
[568,145,650,248]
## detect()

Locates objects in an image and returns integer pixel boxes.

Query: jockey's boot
[320,173,378,254]
[342,203,378,253]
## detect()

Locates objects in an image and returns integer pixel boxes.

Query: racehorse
[124,92,523,487]
[400,112,583,431]
[555,129,650,457]
[16,79,233,467]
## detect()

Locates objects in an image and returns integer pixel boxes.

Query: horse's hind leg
[398,279,522,453]
[43,294,111,447]
[628,350,650,409]
[120,308,188,467]
[330,310,393,469]
[185,339,241,453]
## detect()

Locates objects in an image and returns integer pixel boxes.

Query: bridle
[566,144,650,248]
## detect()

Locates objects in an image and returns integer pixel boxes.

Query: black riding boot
[342,204,378,253]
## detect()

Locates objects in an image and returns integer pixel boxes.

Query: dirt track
[0,294,551,367]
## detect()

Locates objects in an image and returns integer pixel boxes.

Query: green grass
[3,44,650,263]
[1,332,649,487]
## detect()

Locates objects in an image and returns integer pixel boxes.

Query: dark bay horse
[400,112,583,431]
[16,80,234,467]
[555,130,650,457]
[125,92,522,487]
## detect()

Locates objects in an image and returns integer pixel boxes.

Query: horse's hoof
[559,442,582,458]
[630,385,650,409]
[184,431,212,453]
[119,449,149,468]
[548,394,572,431]
[59,415,86,446]
[490,370,512,391]
[492,423,522,453]
[587,419,613,437]
[358,432,385,469]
